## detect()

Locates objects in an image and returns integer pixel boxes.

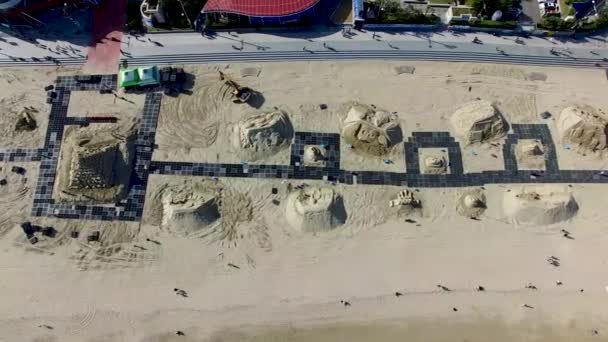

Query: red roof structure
[203,0,320,17]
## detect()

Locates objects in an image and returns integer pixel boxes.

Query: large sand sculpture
[69,141,119,189]
[451,100,508,144]
[285,187,346,233]
[233,110,293,158]
[503,186,579,225]
[557,105,608,152]
[161,187,220,237]
[155,180,253,240]
[57,120,137,203]
[341,104,402,156]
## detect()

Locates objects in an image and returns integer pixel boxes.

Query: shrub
[374,4,440,24]
[468,19,518,28]
[162,0,207,29]
[468,0,514,17]
[537,15,574,31]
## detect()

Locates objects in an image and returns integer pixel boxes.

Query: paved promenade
[0,29,607,67]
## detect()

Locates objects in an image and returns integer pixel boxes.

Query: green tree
[162,0,207,28]
[126,0,144,32]
[468,0,512,17]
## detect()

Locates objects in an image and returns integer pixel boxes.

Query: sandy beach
[1,61,608,341]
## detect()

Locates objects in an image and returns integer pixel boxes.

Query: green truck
[118,66,161,88]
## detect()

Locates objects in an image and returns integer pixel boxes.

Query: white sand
[0,66,77,148]
[67,91,145,118]
[1,61,608,341]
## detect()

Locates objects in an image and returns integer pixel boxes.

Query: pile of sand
[503,186,578,225]
[341,104,402,156]
[456,189,486,218]
[557,105,608,152]
[161,185,221,238]
[450,100,508,144]
[515,139,545,170]
[155,180,254,241]
[56,119,138,203]
[233,110,293,158]
[285,187,346,233]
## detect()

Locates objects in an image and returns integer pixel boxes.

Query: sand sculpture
[285,187,346,233]
[389,190,421,208]
[14,107,37,131]
[423,155,447,174]
[303,146,326,166]
[451,100,508,144]
[503,186,578,225]
[161,188,220,237]
[515,140,545,170]
[155,180,253,240]
[58,121,137,203]
[234,110,293,156]
[557,105,608,152]
[389,190,421,217]
[69,141,119,189]
[341,104,402,156]
[456,190,486,218]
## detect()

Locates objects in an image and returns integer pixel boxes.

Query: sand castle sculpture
[557,105,608,152]
[69,141,119,189]
[456,190,486,218]
[286,187,346,233]
[234,110,293,156]
[515,140,545,170]
[450,100,508,144]
[503,186,578,225]
[58,121,137,203]
[342,104,402,155]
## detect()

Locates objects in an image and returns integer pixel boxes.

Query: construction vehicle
[160,67,186,96]
[219,71,252,104]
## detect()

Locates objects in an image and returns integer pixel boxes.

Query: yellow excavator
[219,71,252,104]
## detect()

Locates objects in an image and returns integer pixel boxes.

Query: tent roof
[202,0,320,17]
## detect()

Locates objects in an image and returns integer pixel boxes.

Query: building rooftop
[203,0,320,17]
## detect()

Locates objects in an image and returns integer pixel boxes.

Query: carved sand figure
[285,186,346,233]
[456,189,487,218]
[451,100,508,144]
[557,105,608,153]
[341,104,402,156]
[515,139,546,170]
[56,119,138,203]
[233,109,293,159]
[503,186,579,225]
